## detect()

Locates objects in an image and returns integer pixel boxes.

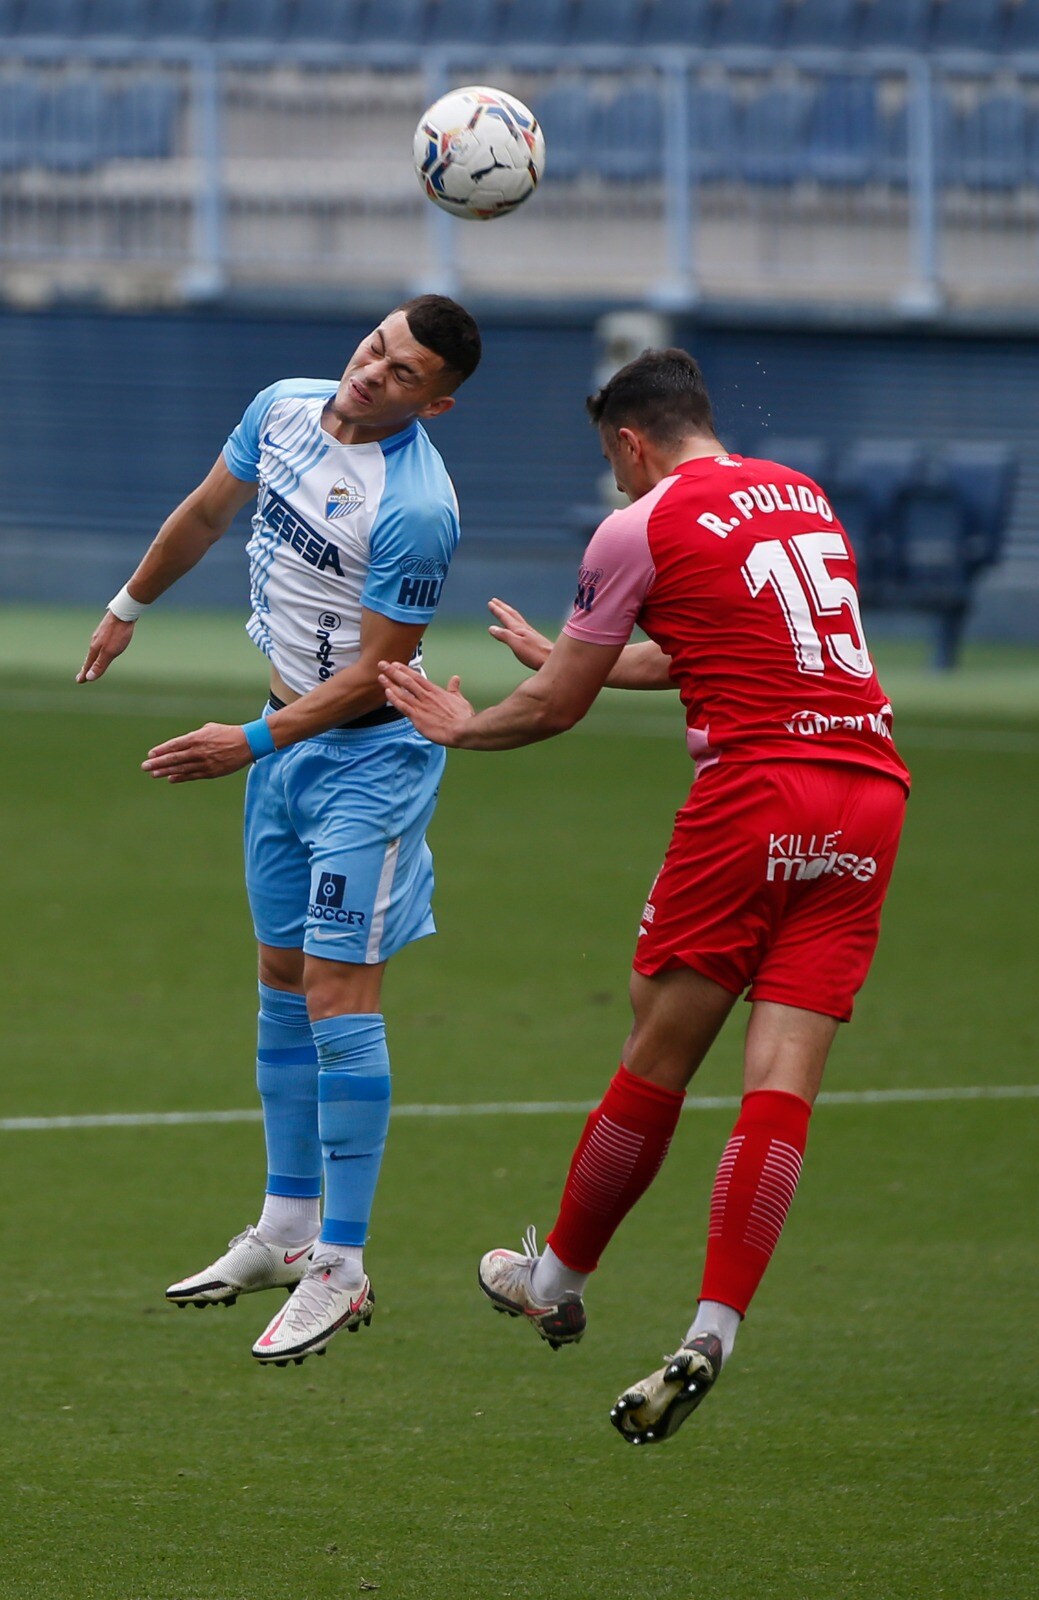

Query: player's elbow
[529,694,585,737]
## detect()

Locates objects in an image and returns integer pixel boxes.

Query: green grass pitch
[1,608,1036,1599]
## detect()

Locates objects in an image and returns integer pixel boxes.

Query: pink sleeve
[562,476,676,646]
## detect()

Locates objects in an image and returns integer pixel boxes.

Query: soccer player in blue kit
[77,296,482,1366]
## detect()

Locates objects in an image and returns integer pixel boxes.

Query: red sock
[546,1064,685,1273]
[699,1089,812,1316]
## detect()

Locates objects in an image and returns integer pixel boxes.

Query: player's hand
[76,612,135,683]
[487,598,553,671]
[377,662,474,747]
[142,723,253,783]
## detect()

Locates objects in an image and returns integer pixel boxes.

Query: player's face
[329,312,456,435]
[601,425,655,501]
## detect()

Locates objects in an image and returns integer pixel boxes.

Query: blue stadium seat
[354,0,428,42]
[712,0,787,47]
[689,82,739,181]
[950,91,1028,189]
[497,0,568,44]
[534,80,594,179]
[929,0,1006,51]
[147,0,218,39]
[807,75,883,186]
[0,79,41,170]
[889,483,971,592]
[856,0,930,47]
[595,85,664,181]
[17,0,88,34]
[739,84,811,186]
[284,0,365,42]
[1004,0,1039,49]
[569,0,641,46]
[84,0,150,38]
[938,442,1016,568]
[830,439,926,580]
[215,0,290,42]
[425,0,500,43]
[748,436,831,484]
[37,79,114,172]
[110,76,179,159]
[783,0,862,49]
[640,0,715,46]
[0,1,18,35]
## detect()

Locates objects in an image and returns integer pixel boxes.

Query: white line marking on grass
[1,1084,1036,1133]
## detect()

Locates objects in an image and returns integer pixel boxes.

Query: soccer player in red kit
[379,348,909,1445]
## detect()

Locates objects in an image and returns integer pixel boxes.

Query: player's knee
[258,944,305,991]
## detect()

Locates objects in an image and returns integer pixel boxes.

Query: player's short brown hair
[587,347,715,446]
[397,294,482,386]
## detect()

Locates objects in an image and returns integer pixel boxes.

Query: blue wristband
[242,718,277,761]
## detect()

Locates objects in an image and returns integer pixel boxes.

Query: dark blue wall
[0,306,1034,630]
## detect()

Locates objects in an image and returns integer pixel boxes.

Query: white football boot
[609,1334,723,1445]
[251,1249,375,1366]
[478,1226,586,1350]
[165,1225,316,1308]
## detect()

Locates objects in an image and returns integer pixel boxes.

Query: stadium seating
[929,0,1007,51]
[856,0,931,48]
[109,76,179,160]
[16,0,88,35]
[533,80,594,179]
[569,0,641,47]
[747,435,832,482]
[739,83,812,186]
[783,0,863,49]
[940,441,1017,568]
[712,0,789,48]
[83,0,149,37]
[497,0,569,46]
[425,0,500,44]
[0,79,41,171]
[595,84,664,180]
[215,0,290,44]
[830,439,927,581]
[806,74,883,186]
[950,90,1028,189]
[1004,0,1039,50]
[639,0,715,48]
[689,82,740,181]
[146,0,218,40]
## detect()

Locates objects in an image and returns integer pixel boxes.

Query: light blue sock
[256,983,321,1200]
[315,1013,391,1248]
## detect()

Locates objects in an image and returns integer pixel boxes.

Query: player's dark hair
[586,347,716,446]
[397,294,482,386]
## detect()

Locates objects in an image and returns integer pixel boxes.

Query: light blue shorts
[243,711,447,965]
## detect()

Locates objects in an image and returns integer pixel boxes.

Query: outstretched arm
[488,598,675,690]
[142,608,427,783]
[379,631,624,751]
[77,458,256,684]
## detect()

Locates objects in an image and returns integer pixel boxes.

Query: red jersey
[563,453,909,790]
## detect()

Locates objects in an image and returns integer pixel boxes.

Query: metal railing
[1,42,1037,312]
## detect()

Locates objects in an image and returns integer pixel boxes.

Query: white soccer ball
[413,85,546,221]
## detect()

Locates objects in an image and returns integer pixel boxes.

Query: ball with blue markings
[413,85,546,221]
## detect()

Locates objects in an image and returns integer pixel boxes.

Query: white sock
[311,1242,366,1290]
[256,1194,321,1248]
[530,1243,589,1304]
[686,1299,742,1365]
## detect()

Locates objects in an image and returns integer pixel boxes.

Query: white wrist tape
[107,584,149,623]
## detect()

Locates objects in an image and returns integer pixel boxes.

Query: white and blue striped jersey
[222,379,461,695]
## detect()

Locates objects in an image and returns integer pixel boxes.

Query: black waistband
[267,693,404,730]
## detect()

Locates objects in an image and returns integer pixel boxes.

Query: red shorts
[633,760,906,1022]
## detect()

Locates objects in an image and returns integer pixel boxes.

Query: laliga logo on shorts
[326,479,365,520]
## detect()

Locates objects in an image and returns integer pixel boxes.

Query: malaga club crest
[326,479,365,520]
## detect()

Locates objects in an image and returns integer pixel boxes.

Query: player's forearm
[266,665,389,747]
[604,641,675,691]
[452,677,583,750]
[121,499,232,605]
